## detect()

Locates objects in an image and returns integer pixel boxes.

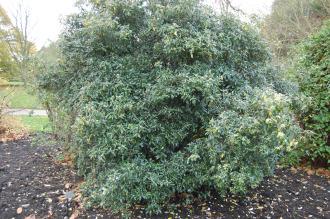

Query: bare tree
[262,0,330,60]
[213,0,245,15]
[4,2,35,85]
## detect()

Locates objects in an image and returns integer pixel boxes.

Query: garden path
[3,108,47,116]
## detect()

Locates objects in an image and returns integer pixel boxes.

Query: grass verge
[0,86,43,109]
[16,116,51,133]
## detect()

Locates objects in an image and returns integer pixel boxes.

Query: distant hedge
[37,0,301,215]
[297,21,330,163]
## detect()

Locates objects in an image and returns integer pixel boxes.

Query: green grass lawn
[0,80,49,133]
[0,85,43,109]
[17,116,51,133]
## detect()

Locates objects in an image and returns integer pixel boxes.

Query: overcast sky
[0,0,274,49]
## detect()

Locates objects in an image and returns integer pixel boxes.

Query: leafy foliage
[37,0,301,214]
[296,21,330,163]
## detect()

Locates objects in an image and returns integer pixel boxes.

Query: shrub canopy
[38,0,300,214]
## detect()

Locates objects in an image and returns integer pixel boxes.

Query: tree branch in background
[213,0,245,15]
[1,1,35,84]
[0,5,17,78]
[261,0,330,60]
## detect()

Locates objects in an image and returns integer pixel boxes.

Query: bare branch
[2,0,34,84]
[213,0,246,15]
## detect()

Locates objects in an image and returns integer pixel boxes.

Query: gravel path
[0,137,329,218]
[3,108,47,116]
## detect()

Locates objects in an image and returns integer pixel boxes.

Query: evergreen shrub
[37,0,301,214]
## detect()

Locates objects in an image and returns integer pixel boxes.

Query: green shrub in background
[37,0,301,215]
[297,21,330,163]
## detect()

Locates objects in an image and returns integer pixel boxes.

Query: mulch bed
[0,137,329,219]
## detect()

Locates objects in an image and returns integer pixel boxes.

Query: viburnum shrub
[297,21,330,163]
[37,0,301,214]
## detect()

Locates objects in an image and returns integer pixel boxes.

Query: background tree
[213,0,245,14]
[262,0,330,61]
[1,2,36,83]
[0,5,17,79]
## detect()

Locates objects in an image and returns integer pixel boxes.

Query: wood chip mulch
[0,137,329,219]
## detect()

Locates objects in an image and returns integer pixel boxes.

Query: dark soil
[0,137,329,219]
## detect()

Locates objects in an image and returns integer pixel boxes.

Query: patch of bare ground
[0,137,329,219]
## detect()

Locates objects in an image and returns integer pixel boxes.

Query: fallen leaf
[69,209,79,219]
[316,168,330,177]
[17,207,23,214]
[290,167,297,174]
[206,211,212,217]
[316,206,323,212]
[306,169,315,175]
[65,183,72,189]
[48,206,53,216]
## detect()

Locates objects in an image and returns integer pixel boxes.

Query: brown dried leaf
[65,183,72,189]
[290,167,297,174]
[316,168,330,178]
[58,195,66,203]
[69,209,80,219]
[306,169,315,175]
